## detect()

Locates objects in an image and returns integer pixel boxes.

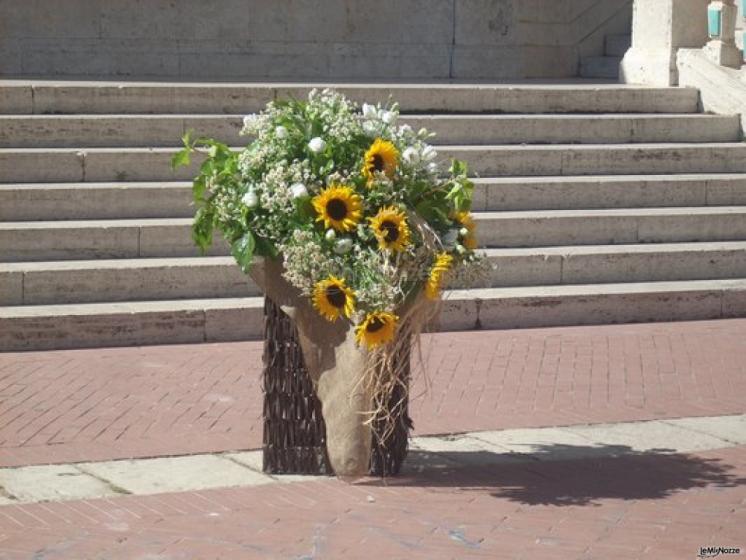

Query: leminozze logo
[698,546,742,558]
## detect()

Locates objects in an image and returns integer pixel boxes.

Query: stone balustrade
[704,0,743,67]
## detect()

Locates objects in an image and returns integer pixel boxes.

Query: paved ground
[1,319,744,467]
[1,319,745,559]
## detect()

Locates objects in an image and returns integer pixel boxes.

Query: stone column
[704,0,742,67]
[737,0,745,56]
[620,0,711,85]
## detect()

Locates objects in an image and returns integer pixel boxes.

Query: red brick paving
[0,445,745,559]
[1,319,745,468]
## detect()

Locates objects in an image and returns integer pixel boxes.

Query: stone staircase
[1,81,746,351]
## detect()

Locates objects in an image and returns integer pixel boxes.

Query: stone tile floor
[1,319,745,558]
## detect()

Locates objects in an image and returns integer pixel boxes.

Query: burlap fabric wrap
[253,258,410,477]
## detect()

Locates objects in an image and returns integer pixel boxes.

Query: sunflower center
[325,285,347,309]
[380,220,399,242]
[326,199,348,221]
[366,317,386,333]
[371,154,385,172]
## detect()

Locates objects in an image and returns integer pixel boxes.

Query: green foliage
[178,88,483,319]
[231,232,256,273]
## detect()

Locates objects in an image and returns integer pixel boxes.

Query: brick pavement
[0,444,744,559]
[1,319,745,468]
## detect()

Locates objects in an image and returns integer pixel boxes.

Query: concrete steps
[0,113,739,148]
[1,278,744,351]
[1,80,745,350]
[4,143,746,183]
[4,242,746,306]
[3,207,746,262]
[4,174,746,222]
[0,82,700,115]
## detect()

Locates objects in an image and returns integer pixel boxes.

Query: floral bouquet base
[174,89,483,478]
[262,297,411,476]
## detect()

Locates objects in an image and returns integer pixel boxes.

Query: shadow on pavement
[357,444,746,506]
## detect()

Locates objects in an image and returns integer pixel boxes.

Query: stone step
[443,143,746,177]
[476,174,746,211]
[2,279,744,351]
[0,182,194,221]
[446,279,746,331]
[484,242,746,287]
[0,298,264,351]
[4,242,746,306]
[0,218,227,261]
[0,113,739,148]
[1,81,700,115]
[605,34,632,57]
[476,207,746,247]
[580,56,622,80]
[3,207,746,262]
[0,257,252,306]
[4,175,746,221]
[3,143,746,183]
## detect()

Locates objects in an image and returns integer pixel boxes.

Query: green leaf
[192,206,215,253]
[254,236,279,258]
[231,232,256,273]
[416,199,448,224]
[293,196,314,220]
[192,176,207,203]
[171,147,191,170]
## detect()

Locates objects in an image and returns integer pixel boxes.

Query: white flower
[308,137,326,153]
[362,121,379,136]
[242,190,259,208]
[290,182,308,199]
[402,147,419,164]
[243,114,259,129]
[418,128,429,138]
[333,238,353,254]
[427,162,439,174]
[399,124,413,135]
[275,126,288,139]
[422,145,437,161]
[325,229,336,241]
[456,244,467,255]
[362,103,378,119]
[381,110,396,125]
[459,227,469,237]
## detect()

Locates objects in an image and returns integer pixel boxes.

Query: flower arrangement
[174,88,482,350]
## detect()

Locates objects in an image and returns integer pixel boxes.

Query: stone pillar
[737,0,746,57]
[620,0,711,85]
[704,1,743,67]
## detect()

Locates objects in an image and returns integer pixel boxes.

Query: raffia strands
[354,212,444,460]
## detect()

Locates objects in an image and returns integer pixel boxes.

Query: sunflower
[312,276,356,321]
[355,311,398,349]
[424,252,454,300]
[452,211,478,250]
[312,185,363,232]
[369,206,411,252]
[363,138,399,183]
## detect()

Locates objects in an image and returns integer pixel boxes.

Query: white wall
[0,0,632,79]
